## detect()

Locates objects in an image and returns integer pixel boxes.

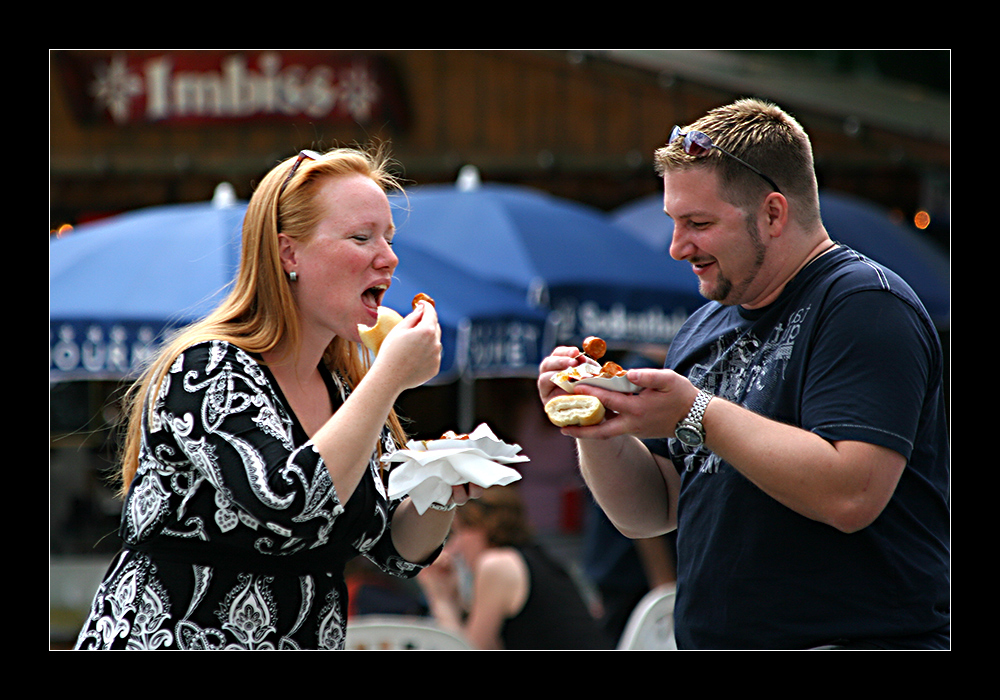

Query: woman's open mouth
[362,284,388,312]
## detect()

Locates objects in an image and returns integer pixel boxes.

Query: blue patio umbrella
[387,177,705,350]
[49,193,549,384]
[612,189,950,329]
[50,198,245,381]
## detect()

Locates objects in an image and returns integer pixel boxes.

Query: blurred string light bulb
[914,210,931,230]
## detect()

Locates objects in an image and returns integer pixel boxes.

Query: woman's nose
[377,238,398,270]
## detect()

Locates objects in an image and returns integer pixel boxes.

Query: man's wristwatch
[675,389,713,448]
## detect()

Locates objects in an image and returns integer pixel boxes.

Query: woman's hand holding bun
[359,294,436,355]
[362,294,442,392]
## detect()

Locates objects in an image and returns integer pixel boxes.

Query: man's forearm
[702,397,906,533]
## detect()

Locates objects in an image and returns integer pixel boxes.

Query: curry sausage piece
[582,336,606,361]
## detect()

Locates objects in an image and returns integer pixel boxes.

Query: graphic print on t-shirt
[677,304,813,475]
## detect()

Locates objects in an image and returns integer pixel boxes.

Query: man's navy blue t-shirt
[649,245,950,649]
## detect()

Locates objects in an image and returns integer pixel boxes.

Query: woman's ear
[277,233,298,275]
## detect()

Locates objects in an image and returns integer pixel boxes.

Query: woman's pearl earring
[289,271,298,282]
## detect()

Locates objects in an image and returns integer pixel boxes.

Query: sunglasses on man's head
[669,126,782,194]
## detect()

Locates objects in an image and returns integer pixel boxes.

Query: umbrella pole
[455,319,474,433]
[458,370,475,435]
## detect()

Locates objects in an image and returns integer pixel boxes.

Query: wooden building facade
[50,50,950,235]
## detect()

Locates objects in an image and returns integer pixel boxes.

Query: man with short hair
[539,99,949,649]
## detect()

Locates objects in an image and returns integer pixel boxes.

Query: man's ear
[763,192,789,238]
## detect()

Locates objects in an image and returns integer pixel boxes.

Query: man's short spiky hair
[654,98,821,229]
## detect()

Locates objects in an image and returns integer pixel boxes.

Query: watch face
[676,426,703,447]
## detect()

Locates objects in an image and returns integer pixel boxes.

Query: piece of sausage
[582,336,606,361]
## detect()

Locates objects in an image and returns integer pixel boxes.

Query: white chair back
[345,615,473,650]
[617,584,678,650]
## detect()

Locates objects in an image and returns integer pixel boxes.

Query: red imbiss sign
[55,50,409,128]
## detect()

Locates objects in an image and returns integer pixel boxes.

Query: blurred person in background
[417,485,614,649]
[76,146,481,650]
[539,99,949,649]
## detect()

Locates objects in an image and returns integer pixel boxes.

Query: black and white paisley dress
[75,340,432,650]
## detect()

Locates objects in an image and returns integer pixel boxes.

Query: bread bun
[358,306,404,354]
[544,394,606,427]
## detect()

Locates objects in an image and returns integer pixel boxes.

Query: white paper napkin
[383,423,527,514]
